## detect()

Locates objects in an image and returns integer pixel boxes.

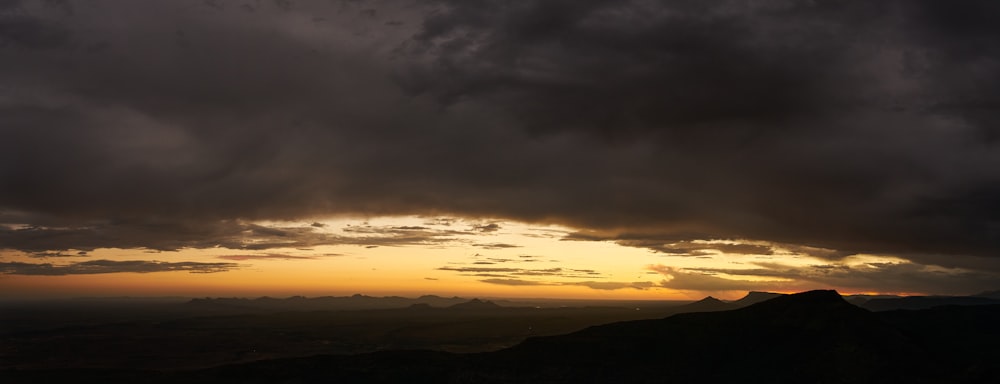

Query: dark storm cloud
[2,0,1000,277]
[400,0,855,134]
[0,259,238,275]
[0,10,69,49]
[394,0,1000,261]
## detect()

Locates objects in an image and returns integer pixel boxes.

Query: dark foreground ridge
[4,290,999,383]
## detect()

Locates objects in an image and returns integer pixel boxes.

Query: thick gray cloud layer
[2,0,1000,274]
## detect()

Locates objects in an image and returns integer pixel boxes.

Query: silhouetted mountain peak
[672,295,736,313]
[449,298,501,309]
[733,291,784,307]
[698,296,722,303]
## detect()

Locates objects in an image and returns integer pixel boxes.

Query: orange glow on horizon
[0,216,969,301]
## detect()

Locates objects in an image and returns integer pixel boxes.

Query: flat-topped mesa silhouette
[722,289,894,330]
[733,289,854,314]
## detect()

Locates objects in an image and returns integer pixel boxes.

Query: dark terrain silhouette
[4,290,998,383]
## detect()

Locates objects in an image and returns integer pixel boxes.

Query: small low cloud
[480,278,656,291]
[513,268,567,276]
[474,242,521,249]
[28,251,89,258]
[480,278,550,286]
[439,266,519,273]
[423,217,457,227]
[217,254,320,261]
[565,281,656,291]
[440,262,608,284]
[471,223,501,233]
[0,260,239,275]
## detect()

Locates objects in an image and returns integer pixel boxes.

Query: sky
[2,0,1000,300]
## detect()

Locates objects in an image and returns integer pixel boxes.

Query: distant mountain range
[181,294,686,313]
[180,290,1000,313]
[184,294,474,311]
[447,298,502,310]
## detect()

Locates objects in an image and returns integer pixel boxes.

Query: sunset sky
[2,0,999,300]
